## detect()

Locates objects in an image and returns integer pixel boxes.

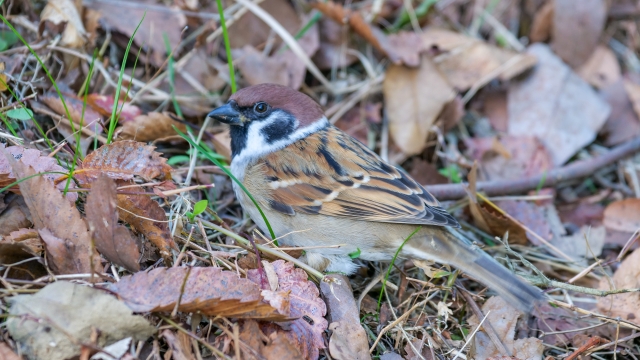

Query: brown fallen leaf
[38,92,105,157]
[551,0,609,68]
[383,54,455,155]
[0,144,77,201]
[86,94,142,123]
[238,320,304,360]
[77,141,172,184]
[599,79,640,146]
[1,228,41,255]
[529,0,554,43]
[623,78,640,126]
[465,135,554,181]
[2,149,93,274]
[39,0,86,48]
[328,321,370,360]
[0,195,32,236]
[577,45,621,89]
[507,44,610,165]
[597,247,640,324]
[0,232,47,281]
[86,0,185,67]
[247,260,328,360]
[161,330,195,360]
[7,281,155,360]
[116,187,175,263]
[468,297,544,359]
[0,342,20,360]
[228,0,301,50]
[110,267,290,320]
[319,274,369,360]
[603,198,640,233]
[421,28,537,90]
[115,112,187,142]
[86,175,140,272]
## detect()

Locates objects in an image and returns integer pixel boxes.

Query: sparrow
[207,83,544,311]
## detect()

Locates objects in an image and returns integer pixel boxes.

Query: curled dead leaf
[110,267,291,320]
[78,141,171,184]
[383,54,455,155]
[86,175,140,272]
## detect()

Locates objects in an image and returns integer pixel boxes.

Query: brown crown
[230,84,325,126]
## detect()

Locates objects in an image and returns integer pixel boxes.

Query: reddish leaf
[115,112,186,142]
[1,149,93,274]
[110,267,291,320]
[86,94,142,123]
[85,175,140,272]
[77,141,171,184]
[0,144,77,201]
[116,188,176,263]
[247,260,328,360]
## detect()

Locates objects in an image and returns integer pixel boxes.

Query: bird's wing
[252,126,459,227]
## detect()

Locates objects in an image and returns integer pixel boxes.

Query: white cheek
[230,115,330,181]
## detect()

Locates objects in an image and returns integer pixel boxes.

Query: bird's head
[207,84,328,161]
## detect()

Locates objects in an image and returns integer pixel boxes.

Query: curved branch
[425,136,640,200]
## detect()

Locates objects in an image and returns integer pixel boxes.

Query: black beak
[207,101,242,125]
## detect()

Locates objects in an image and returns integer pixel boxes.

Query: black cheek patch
[262,114,296,144]
[230,126,249,158]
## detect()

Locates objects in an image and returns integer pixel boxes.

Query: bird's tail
[404,228,545,312]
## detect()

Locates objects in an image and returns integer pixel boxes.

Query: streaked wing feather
[257,126,459,227]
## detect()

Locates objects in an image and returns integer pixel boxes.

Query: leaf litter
[3,0,640,359]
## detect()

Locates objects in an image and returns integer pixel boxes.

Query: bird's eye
[253,102,269,114]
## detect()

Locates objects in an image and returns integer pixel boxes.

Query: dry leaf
[86,175,140,272]
[0,144,77,201]
[86,0,186,67]
[529,0,554,43]
[465,136,553,181]
[422,28,537,90]
[86,94,142,123]
[247,260,328,360]
[577,45,621,89]
[116,188,175,263]
[238,320,304,360]
[624,78,640,125]
[603,198,640,233]
[468,297,543,359]
[161,330,195,360]
[597,247,640,324]
[319,274,369,360]
[0,239,47,282]
[7,281,155,360]
[39,0,86,48]
[551,0,609,68]
[0,195,32,236]
[383,54,455,155]
[555,225,606,259]
[110,267,291,320]
[38,92,104,156]
[0,343,20,360]
[508,44,610,165]
[228,0,300,50]
[115,112,187,142]
[78,141,171,184]
[1,228,41,255]
[599,79,640,146]
[2,150,93,274]
[328,321,370,360]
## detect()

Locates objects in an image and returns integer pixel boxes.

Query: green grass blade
[106,11,146,143]
[163,32,183,118]
[175,127,277,241]
[377,226,421,310]
[215,0,237,93]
